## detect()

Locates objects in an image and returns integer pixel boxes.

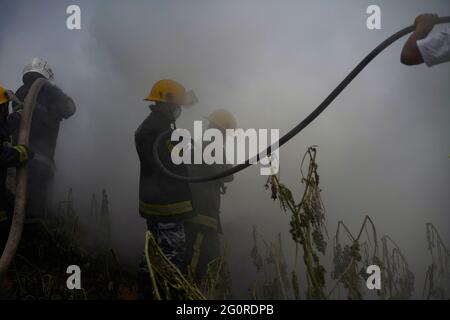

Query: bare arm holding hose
[401,14,450,66]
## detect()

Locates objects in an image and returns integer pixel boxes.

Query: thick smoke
[0,0,449,298]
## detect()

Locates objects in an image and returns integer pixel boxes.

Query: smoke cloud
[0,0,449,298]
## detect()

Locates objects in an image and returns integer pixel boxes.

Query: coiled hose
[153,17,450,183]
[0,78,49,279]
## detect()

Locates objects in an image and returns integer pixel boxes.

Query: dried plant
[423,223,450,300]
[3,192,136,300]
[200,253,232,299]
[250,227,292,299]
[144,231,205,300]
[265,146,327,299]
[380,235,414,300]
[330,216,379,299]
[250,225,263,272]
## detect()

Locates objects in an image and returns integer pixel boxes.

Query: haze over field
[0,0,449,298]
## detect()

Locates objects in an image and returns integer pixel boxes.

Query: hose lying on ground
[153,16,450,183]
[0,78,50,279]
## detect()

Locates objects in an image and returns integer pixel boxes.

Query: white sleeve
[416,27,450,67]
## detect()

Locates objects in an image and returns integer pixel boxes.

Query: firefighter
[135,79,197,276]
[13,58,76,219]
[0,86,34,253]
[185,109,236,281]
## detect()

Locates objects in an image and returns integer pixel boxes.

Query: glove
[12,144,34,163]
[23,145,35,162]
[12,102,23,114]
[5,90,24,113]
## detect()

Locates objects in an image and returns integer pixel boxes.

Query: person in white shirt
[401,14,450,67]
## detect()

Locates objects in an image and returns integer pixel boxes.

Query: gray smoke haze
[0,0,449,298]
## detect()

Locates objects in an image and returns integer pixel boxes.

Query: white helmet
[22,58,54,80]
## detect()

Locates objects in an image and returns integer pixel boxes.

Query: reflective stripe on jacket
[186,214,218,230]
[139,200,193,218]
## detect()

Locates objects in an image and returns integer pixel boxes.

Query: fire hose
[0,78,50,279]
[153,16,450,183]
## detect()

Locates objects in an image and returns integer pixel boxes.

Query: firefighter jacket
[186,152,233,234]
[14,72,76,164]
[135,109,194,222]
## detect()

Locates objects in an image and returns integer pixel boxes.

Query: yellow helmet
[144,79,188,105]
[0,87,10,105]
[207,109,237,131]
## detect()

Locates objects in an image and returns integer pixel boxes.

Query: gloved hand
[13,144,34,163]
[5,90,24,113]
[23,145,35,162]
[12,102,23,114]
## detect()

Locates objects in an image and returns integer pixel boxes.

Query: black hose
[153,17,450,183]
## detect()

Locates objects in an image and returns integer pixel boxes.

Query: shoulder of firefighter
[135,111,194,222]
[47,84,76,119]
[14,82,76,120]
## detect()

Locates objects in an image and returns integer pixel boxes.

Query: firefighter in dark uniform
[0,86,34,254]
[185,109,236,281]
[13,58,76,219]
[135,79,197,275]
